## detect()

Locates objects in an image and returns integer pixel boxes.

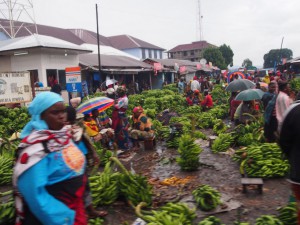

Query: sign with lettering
[65,67,82,92]
[0,72,31,104]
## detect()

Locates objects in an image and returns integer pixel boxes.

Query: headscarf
[20,92,64,138]
[193,76,198,80]
[133,106,144,113]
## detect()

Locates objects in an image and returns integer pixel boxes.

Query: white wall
[10,51,79,86]
[122,48,142,59]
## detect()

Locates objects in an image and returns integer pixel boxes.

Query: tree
[219,44,234,67]
[242,58,253,67]
[203,48,227,70]
[263,48,293,68]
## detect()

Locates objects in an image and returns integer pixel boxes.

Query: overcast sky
[26,0,300,67]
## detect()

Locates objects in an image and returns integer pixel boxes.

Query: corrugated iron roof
[108,35,165,50]
[68,29,112,46]
[0,34,92,53]
[0,18,85,45]
[168,41,217,53]
[79,54,153,68]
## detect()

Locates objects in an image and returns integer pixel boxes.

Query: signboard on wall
[65,67,82,92]
[0,72,31,104]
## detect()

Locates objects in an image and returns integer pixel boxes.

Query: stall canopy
[143,58,213,73]
[79,54,153,74]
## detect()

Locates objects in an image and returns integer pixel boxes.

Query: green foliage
[242,58,253,67]
[263,48,293,68]
[203,47,227,70]
[177,134,202,171]
[219,44,234,67]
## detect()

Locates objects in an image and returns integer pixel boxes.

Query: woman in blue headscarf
[13,92,87,225]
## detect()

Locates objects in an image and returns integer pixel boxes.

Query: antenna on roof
[197,0,204,41]
[0,0,38,38]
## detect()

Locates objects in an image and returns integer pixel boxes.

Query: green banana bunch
[213,119,227,136]
[110,157,152,206]
[118,173,152,207]
[88,217,104,225]
[159,202,196,223]
[192,185,221,211]
[237,143,289,178]
[0,154,13,185]
[255,215,283,225]
[234,222,250,225]
[0,196,15,224]
[277,202,297,225]
[211,133,234,153]
[135,202,195,225]
[198,216,224,225]
[89,161,120,206]
[177,134,202,171]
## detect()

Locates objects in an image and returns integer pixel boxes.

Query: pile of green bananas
[110,157,152,206]
[192,184,221,211]
[234,222,250,225]
[136,202,196,225]
[177,134,202,171]
[0,191,15,225]
[277,202,297,225]
[88,217,104,225]
[198,216,224,225]
[193,130,207,140]
[255,215,283,225]
[0,154,13,185]
[211,133,234,153]
[95,148,113,166]
[237,143,289,178]
[213,119,227,136]
[233,121,264,147]
[89,161,120,206]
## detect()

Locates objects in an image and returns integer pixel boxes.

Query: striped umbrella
[77,97,114,114]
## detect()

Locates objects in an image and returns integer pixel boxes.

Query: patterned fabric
[276,91,292,130]
[13,126,86,225]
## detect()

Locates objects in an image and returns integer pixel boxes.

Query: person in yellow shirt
[129,106,154,150]
[263,74,270,84]
[83,114,102,142]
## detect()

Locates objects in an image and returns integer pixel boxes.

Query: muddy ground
[0,130,290,225]
[102,131,290,225]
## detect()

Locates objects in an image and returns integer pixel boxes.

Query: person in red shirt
[201,90,213,110]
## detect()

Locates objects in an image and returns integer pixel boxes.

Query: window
[183,51,187,56]
[191,50,194,56]
[149,49,152,58]
[142,49,146,59]
[154,50,157,59]
[160,51,162,59]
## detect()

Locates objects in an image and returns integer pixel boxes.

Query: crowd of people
[11,69,300,224]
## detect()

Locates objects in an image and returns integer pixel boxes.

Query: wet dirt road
[103,137,290,225]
